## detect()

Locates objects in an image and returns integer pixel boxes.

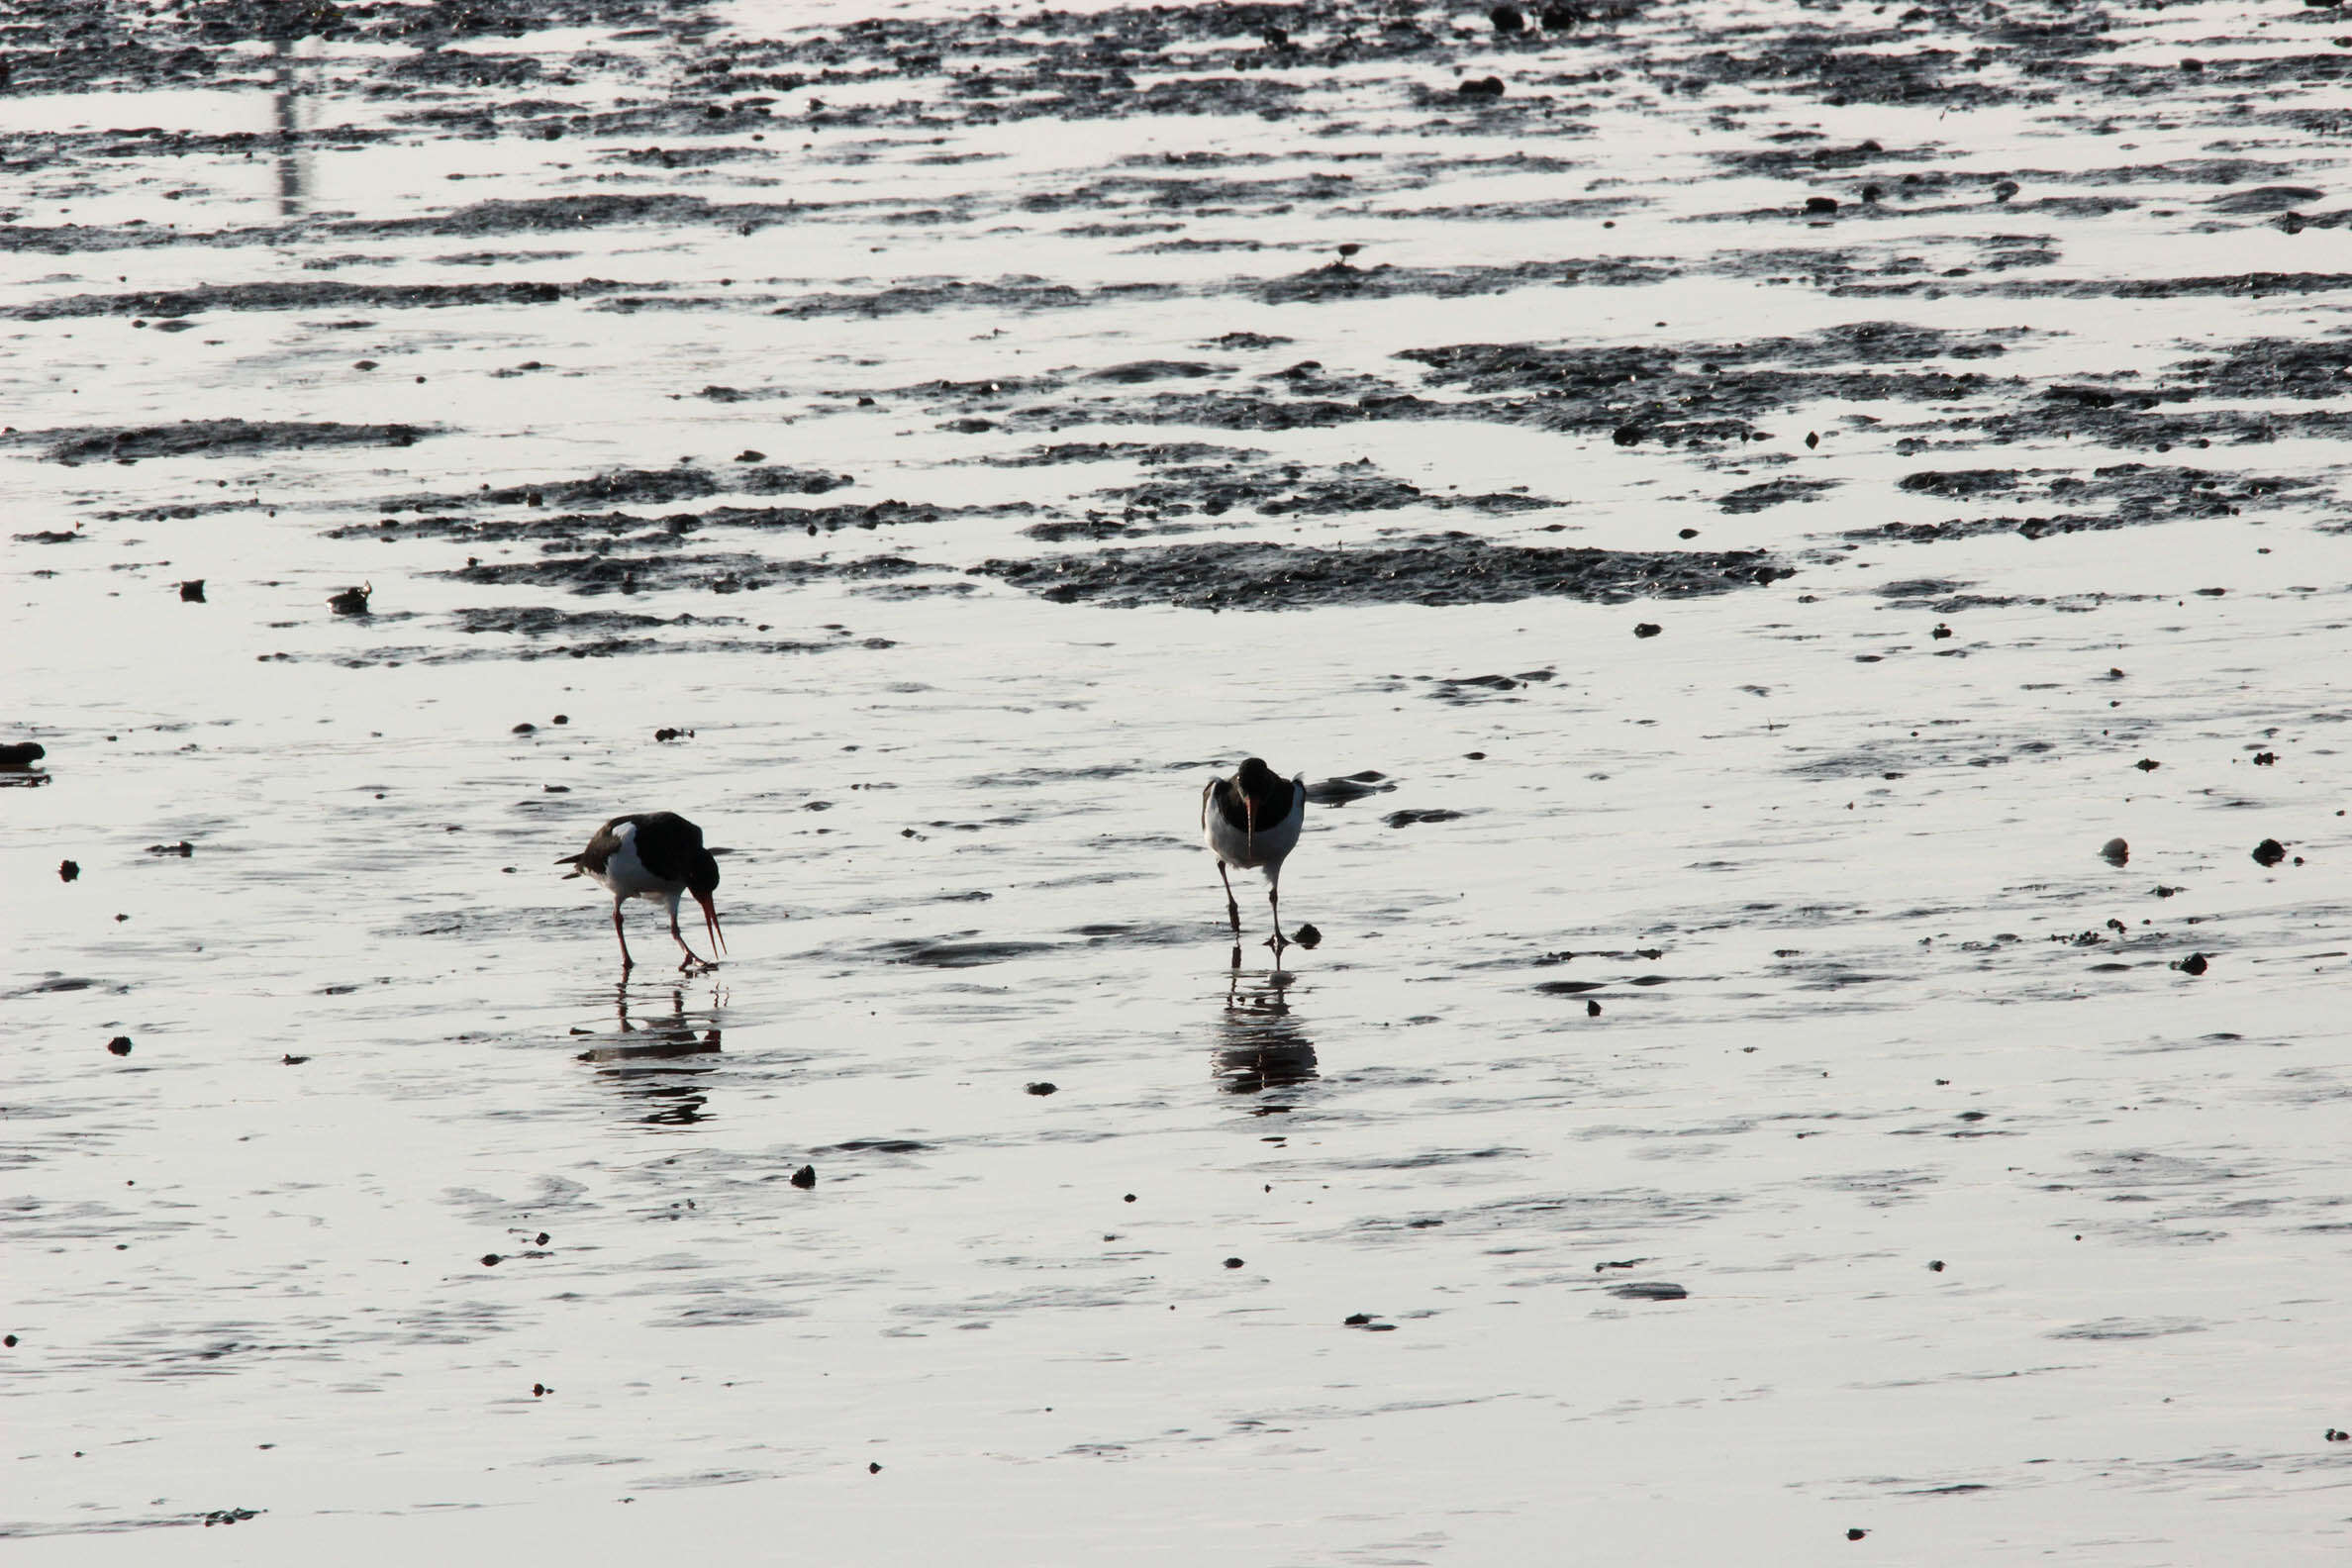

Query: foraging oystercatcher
[556,812,726,972]
[1201,758,1305,951]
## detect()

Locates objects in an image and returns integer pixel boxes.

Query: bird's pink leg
[668,903,711,971]
[1217,861,1241,935]
[612,900,635,971]
[1266,866,1288,954]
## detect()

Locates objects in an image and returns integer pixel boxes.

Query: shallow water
[9,0,2352,1559]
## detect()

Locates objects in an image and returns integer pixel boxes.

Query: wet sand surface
[8,0,2352,1558]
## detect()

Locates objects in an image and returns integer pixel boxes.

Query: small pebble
[791,1165,817,1189]
[58,859,79,882]
[106,1036,133,1056]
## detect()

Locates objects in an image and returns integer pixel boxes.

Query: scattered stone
[1804,195,1839,215]
[2100,837,2129,867]
[512,722,536,735]
[146,840,194,856]
[106,1035,133,1056]
[0,741,47,767]
[791,1164,817,1188]
[1931,623,1952,638]
[1587,999,1602,1017]
[1025,1081,1058,1095]
[1384,809,1464,828]
[1928,1260,1945,1271]
[481,1253,502,1266]
[178,579,205,602]
[2177,952,2210,976]
[868,1462,882,1474]
[328,582,372,615]
[1490,4,1525,33]
[1847,1528,1869,1542]
[2134,758,2160,772]
[1633,622,1662,637]
[1293,923,1323,949]
[282,1054,309,1065]
[2253,837,2287,866]
[655,728,695,742]
[1456,76,1507,98]
[58,859,78,882]
[1223,1256,1244,1269]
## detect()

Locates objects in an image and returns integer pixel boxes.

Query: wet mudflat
[7,0,2352,1558]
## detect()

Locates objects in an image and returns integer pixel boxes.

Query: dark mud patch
[1391,324,2021,445]
[3,279,594,321]
[880,938,1060,969]
[19,420,431,463]
[434,551,938,598]
[1085,455,1558,527]
[451,606,735,637]
[976,537,1790,610]
[1858,464,2314,544]
[1718,477,1839,514]
[1306,772,1396,806]
[368,465,852,516]
[328,194,812,239]
[343,499,1014,552]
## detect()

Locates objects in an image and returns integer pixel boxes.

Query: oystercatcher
[556,812,726,972]
[1201,757,1305,951]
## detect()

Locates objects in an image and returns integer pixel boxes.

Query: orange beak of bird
[695,889,727,955]
[1243,791,1256,857]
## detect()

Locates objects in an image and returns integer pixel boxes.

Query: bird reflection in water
[1217,962,1318,1099]
[574,984,724,1127]
[269,36,310,219]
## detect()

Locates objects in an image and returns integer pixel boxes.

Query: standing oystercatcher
[556,812,726,972]
[1201,758,1305,951]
